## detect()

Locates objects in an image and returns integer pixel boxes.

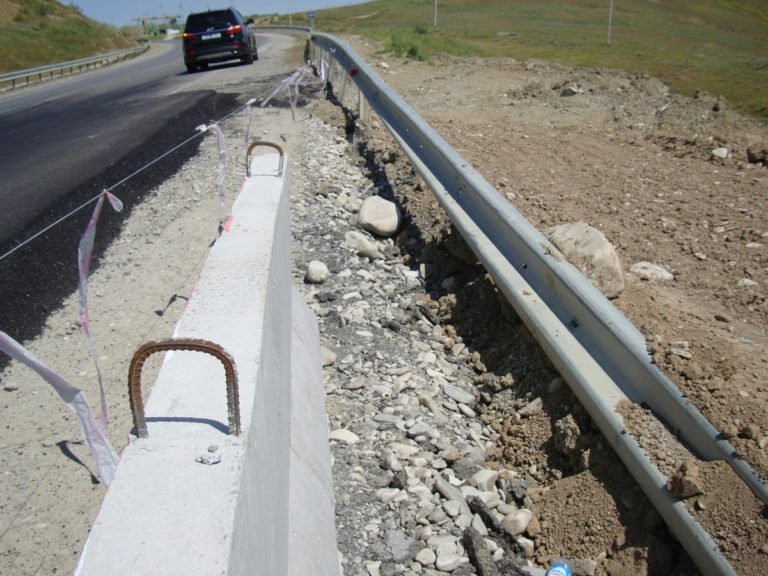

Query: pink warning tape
[260,66,311,121]
[244,98,257,148]
[0,331,119,485]
[196,123,228,206]
[78,190,123,432]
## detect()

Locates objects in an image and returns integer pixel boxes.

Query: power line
[0,70,306,262]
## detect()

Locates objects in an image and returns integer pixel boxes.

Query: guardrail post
[316,46,325,79]
[339,71,349,103]
[358,87,369,125]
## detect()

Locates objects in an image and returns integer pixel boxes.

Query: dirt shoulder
[0,38,303,576]
[338,35,768,574]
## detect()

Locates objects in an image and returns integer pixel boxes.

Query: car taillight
[182,32,196,41]
[225,24,242,35]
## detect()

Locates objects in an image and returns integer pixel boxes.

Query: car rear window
[186,11,235,32]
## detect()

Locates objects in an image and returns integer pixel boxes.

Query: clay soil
[332,36,768,575]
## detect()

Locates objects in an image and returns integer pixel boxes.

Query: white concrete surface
[288,290,340,576]
[75,152,339,575]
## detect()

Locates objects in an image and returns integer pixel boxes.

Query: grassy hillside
[264,0,767,120]
[0,0,136,72]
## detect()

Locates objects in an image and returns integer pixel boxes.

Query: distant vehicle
[182,8,258,73]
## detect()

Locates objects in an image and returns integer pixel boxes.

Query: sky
[70,1,369,27]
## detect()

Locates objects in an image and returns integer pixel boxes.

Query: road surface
[0,32,301,342]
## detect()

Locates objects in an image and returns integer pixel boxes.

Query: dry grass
[0,0,135,72]
[260,0,768,121]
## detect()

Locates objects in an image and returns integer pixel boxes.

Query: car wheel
[186,64,197,73]
[243,53,254,65]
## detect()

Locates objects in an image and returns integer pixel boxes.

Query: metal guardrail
[0,44,149,90]
[251,25,311,34]
[308,30,767,576]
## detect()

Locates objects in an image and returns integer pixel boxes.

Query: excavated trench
[308,86,766,574]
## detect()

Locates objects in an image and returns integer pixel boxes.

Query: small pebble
[195,453,221,466]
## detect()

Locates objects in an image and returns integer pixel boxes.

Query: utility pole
[434,0,438,27]
[607,0,614,44]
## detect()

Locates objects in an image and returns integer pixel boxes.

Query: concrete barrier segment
[288,287,340,576]
[76,151,339,575]
[226,151,293,576]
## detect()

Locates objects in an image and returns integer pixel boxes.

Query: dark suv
[182,8,258,73]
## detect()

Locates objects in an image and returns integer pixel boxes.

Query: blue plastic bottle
[546,557,573,576]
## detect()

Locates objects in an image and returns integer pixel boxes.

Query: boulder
[545,222,625,299]
[359,196,401,237]
[502,508,533,536]
[305,260,329,284]
[711,147,729,160]
[747,144,768,166]
[345,230,383,260]
[560,85,581,97]
[667,459,703,499]
[629,261,674,282]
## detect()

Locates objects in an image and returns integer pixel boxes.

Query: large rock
[502,508,533,537]
[667,459,704,498]
[320,346,337,367]
[544,222,625,299]
[345,230,383,260]
[329,428,360,444]
[304,260,329,284]
[445,225,478,264]
[358,195,401,237]
[747,144,767,166]
[630,261,674,282]
[711,147,729,160]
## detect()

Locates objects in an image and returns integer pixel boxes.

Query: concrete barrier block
[77,151,337,575]
[289,288,339,576]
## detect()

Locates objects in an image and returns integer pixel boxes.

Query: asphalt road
[0,32,300,343]
[0,34,292,248]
